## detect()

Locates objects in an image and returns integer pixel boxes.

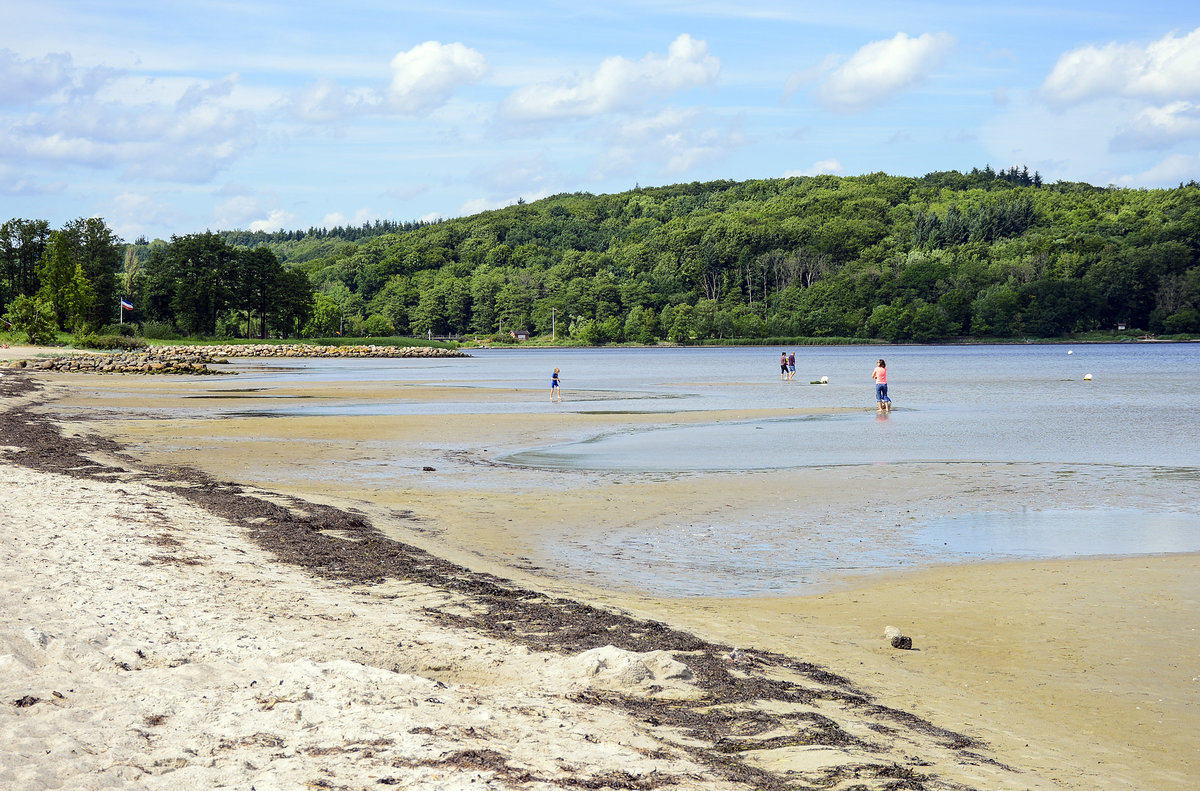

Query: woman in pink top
[872,359,891,412]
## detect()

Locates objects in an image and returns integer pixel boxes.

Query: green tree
[1,218,51,309]
[305,293,342,337]
[667,303,695,343]
[35,231,95,331]
[147,233,240,336]
[970,284,1021,337]
[867,302,911,342]
[370,275,419,335]
[3,294,57,344]
[270,268,315,337]
[68,217,123,326]
[908,301,951,341]
[238,247,285,338]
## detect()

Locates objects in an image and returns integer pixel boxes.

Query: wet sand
[22,365,1200,790]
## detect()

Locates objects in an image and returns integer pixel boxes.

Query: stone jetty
[7,343,468,375]
[158,343,470,360]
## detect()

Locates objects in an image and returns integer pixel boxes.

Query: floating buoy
[820,376,829,384]
[1083,373,1092,380]
[1067,350,1073,355]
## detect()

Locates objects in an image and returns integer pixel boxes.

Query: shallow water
[233,343,1199,468]
[535,505,1200,598]
[219,343,1200,594]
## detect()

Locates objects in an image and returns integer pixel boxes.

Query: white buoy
[1083,373,1092,380]
[820,376,829,384]
[1067,350,1073,355]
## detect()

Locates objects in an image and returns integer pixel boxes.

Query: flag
[120,298,134,311]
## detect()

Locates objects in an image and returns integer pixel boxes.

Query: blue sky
[3,1,1200,241]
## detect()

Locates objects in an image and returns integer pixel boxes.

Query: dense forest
[4,166,1200,343]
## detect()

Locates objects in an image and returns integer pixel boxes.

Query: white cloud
[1112,101,1200,151]
[782,54,838,103]
[474,156,559,193]
[289,79,381,122]
[784,159,843,177]
[0,163,64,195]
[5,71,258,183]
[502,34,719,121]
[818,32,955,112]
[1115,153,1200,187]
[0,49,74,105]
[101,192,179,241]
[588,107,741,180]
[248,209,298,232]
[321,208,386,227]
[177,74,238,111]
[214,196,261,228]
[389,41,487,113]
[455,189,553,218]
[1042,27,1200,106]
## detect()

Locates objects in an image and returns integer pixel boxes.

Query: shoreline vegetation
[2,369,1032,791]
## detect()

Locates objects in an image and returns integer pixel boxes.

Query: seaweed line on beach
[0,371,999,791]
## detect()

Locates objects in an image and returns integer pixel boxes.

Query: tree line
[284,168,1200,343]
[2,223,313,341]
[5,166,1200,345]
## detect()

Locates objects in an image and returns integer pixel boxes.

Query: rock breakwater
[11,349,228,375]
[158,343,470,359]
[6,343,468,374]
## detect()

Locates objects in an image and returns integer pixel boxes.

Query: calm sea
[227,343,1200,595]
[236,342,1199,468]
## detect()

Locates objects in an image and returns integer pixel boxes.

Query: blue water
[219,343,1200,594]
[232,343,1200,468]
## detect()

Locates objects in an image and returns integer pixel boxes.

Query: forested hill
[7,167,1199,344]
[215,218,438,265]
[274,167,1200,342]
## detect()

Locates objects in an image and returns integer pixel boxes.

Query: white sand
[0,463,731,790]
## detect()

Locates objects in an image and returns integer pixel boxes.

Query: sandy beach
[3,350,1198,790]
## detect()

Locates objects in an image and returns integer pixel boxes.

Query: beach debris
[884,625,913,650]
[13,695,40,708]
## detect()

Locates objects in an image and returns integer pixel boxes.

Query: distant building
[510,330,530,341]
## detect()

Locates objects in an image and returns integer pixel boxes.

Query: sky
[3,1,1200,242]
